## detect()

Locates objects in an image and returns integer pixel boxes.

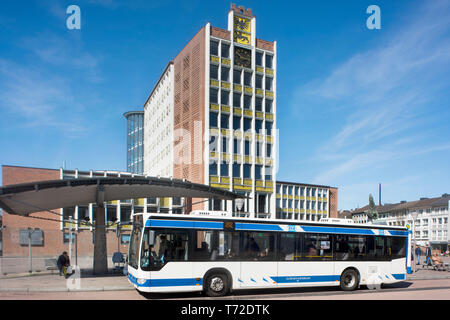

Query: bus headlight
[137,278,146,285]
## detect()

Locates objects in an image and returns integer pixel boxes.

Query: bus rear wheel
[204,273,229,297]
[340,269,359,291]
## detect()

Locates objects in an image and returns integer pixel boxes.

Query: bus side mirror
[149,231,155,246]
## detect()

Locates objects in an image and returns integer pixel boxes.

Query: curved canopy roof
[0,176,243,216]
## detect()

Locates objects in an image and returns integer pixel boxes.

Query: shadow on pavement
[78,268,128,278]
[137,281,415,300]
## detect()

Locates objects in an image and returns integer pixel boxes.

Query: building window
[266,121,272,136]
[244,140,251,156]
[233,115,241,130]
[265,99,273,113]
[233,138,241,154]
[63,207,75,221]
[243,118,252,131]
[106,205,117,224]
[264,166,272,180]
[233,69,241,84]
[266,144,272,158]
[220,162,229,176]
[244,71,252,86]
[233,163,241,178]
[256,140,262,157]
[255,74,263,89]
[243,94,252,109]
[210,40,219,56]
[209,163,217,176]
[78,205,89,224]
[265,77,273,91]
[255,119,263,134]
[222,136,228,153]
[210,88,218,104]
[255,97,263,111]
[243,164,251,178]
[221,114,229,129]
[221,42,230,58]
[221,90,229,106]
[210,64,219,80]
[256,51,263,66]
[120,206,131,224]
[209,135,218,152]
[266,55,273,68]
[233,92,241,108]
[209,111,218,127]
[221,66,230,82]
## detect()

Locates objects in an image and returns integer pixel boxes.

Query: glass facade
[124,111,144,174]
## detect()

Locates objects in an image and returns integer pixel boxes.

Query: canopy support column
[93,186,107,274]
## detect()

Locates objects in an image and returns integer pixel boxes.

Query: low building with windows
[275,182,338,221]
[351,194,450,252]
[0,165,185,260]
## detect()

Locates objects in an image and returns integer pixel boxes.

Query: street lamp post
[27,227,39,273]
[411,212,418,273]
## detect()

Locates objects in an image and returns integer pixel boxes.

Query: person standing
[57,251,68,276]
[415,247,421,265]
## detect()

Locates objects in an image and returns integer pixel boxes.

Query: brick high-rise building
[143,4,278,218]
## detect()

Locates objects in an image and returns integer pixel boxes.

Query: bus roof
[136,212,408,231]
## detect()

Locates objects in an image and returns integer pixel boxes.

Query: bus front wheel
[340,269,359,291]
[204,273,229,297]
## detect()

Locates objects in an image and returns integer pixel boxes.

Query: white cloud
[294,0,450,209]
[0,58,89,137]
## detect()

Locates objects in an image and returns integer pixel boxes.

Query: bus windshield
[128,215,143,269]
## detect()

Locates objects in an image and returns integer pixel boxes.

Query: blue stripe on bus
[235,223,283,232]
[335,227,375,235]
[128,274,203,287]
[389,230,409,236]
[302,226,375,235]
[271,275,340,283]
[147,219,194,228]
[392,274,406,280]
[194,221,223,229]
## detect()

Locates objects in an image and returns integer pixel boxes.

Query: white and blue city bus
[127,211,412,296]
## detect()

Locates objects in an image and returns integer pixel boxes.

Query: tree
[367,194,378,221]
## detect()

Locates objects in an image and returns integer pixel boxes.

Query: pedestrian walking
[425,245,432,266]
[415,247,421,265]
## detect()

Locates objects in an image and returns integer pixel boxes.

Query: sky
[0,0,449,210]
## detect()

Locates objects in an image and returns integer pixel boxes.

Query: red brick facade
[173,27,206,212]
[329,187,338,218]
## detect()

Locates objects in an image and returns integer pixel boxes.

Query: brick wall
[329,187,338,218]
[173,27,206,212]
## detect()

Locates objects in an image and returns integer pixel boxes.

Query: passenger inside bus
[245,237,260,259]
[305,242,317,258]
